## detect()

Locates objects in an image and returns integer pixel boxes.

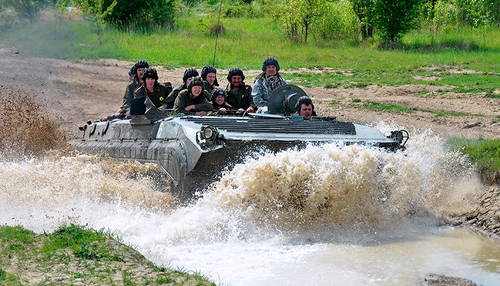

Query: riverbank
[0,225,215,285]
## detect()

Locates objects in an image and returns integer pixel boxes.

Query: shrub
[276,0,323,42]
[456,0,496,27]
[71,0,177,30]
[350,0,375,39]
[374,0,425,44]
[314,0,360,41]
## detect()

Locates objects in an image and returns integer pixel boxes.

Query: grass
[1,14,499,73]
[362,101,478,117]
[0,224,216,285]
[447,138,500,172]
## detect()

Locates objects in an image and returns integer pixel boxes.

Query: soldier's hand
[185,105,196,111]
[218,108,227,114]
[246,106,255,113]
[236,108,245,114]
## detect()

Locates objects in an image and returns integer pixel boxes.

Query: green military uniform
[134,84,169,108]
[121,80,142,112]
[173,89,213,114]
[163,86,185,109]
[203,81,218,98]
[225,84,255,110]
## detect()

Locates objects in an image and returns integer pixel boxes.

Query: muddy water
[0,128,499,285]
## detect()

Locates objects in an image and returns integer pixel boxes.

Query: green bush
[350,0,375,39]
[276,0,323,42]
[71,0,177,30]
[314,0,360,41]
[374,0,424,44]
[456,0,496,27]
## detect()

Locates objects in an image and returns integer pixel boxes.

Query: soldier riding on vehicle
[295,96,316,120]
[173,76,213,115]
[225,68,255,115]
[133,68,169,110]
[114,60,149,118]
[252,57,287,111]
[164,68,199,109]
[201,65,219,95]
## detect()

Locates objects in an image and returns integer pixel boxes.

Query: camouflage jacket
[225,84,255,110]
[251,73,287,107]
[133,84,169,108]
[120,79,142,112]
[203,81,218,99]
[173,89,213,114]
[163,85,186,109]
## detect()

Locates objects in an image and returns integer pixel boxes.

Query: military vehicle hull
[71,115,407,196]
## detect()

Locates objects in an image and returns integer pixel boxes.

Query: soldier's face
[206,73,216,85]
[145,78,155,89]
[136,68,145,79]
[215,95,225,105]
[231,75,242,87]
[186,77,194,86]
[299,104,313,120]
[265,65,277,76]
[192,85,202,97]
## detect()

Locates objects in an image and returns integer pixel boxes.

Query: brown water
[0,126,498,285]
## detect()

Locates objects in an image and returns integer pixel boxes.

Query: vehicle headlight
[202,126,214,139]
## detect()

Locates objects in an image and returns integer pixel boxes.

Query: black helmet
[295,96,314,112]
[188,76,204,92]
[201,66,217,80]
[211,88,226,101]
[262,56,280,72]
[142,67,158,81]
[130,60,149,79]
[227,67,245,82]
[183,68,199,83]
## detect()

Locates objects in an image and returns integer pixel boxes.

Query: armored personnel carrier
[71,85,408,195]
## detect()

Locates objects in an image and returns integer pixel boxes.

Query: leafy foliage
[350,0,375,38]
[277,0,323,42]
[315,0,360,41]
[70,0,177,30]
[374,0,424,43]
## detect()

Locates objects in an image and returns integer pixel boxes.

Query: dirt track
[1,45,498,139]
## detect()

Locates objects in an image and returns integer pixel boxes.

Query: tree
[278,0,323,42]
[374,0,424,44]
[3,0,49,22]
[350,0,375,39]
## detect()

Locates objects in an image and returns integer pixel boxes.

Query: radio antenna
[212,0,224,66]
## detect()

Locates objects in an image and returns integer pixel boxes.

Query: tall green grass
[1,15,499,73]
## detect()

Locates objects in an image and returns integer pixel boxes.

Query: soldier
[133,68,169,112]
[252,56,287,110]
[173,76,212,115]
[295,96,316,120]
[201,65,219,95]
[116,60,149,117]
[163,68,199,109]
[225,68,255,114]
[211,88,232,115]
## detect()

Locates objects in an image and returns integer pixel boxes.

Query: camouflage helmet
[211,88,226,101]
[183,68,199,83]
[188,76,204,92]
[129,60,149,79]
[201,66,217,80]
[295,96,314,112]
[262,56,280,72]
[142,67,159,81]
[227,67,245,82]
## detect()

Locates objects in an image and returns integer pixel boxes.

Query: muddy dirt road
[1,46,498,139]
